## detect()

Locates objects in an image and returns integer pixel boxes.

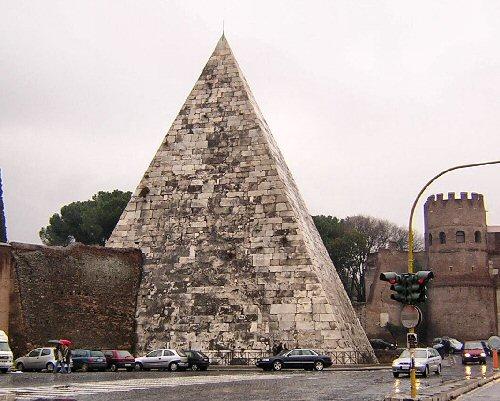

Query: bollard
[493,349,499,371]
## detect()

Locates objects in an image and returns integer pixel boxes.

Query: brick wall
[7,242,142,357]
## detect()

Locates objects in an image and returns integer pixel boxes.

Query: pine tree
[0,169,7,243]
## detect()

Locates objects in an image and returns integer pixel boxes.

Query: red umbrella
[59,339,72,346]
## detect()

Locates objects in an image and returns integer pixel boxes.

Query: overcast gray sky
[1,0,499,244]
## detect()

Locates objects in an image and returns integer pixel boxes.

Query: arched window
[439,232,446,244]
[428,233,433,246]
[456,231,465,243]
[474,231,482,243]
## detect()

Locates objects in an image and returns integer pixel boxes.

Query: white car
[0,331,13,373]
[392,348,442,378]
[135,349,189,371]
[15,348,58,372]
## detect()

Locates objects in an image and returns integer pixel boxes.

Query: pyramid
[108,36,375,360]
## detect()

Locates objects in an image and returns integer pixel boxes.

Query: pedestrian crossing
[0,373,291,400]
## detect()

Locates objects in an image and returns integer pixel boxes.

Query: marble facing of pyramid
[108,35,376,361]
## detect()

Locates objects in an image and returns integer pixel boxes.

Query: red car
[462,341,487,365]
[102,350,136,371]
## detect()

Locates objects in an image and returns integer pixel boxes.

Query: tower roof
[108,36,375,359]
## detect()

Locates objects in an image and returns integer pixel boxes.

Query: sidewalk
[385,372,500,401]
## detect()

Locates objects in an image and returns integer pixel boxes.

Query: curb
[384,373,500,401]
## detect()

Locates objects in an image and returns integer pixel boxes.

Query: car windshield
[464,342,483,349]
[177,350,186,357]
[277,350,289,356]
[118,351,132,357]
[90,351,104,357]
[0,343,11,352]
[399,350,427,359]
[195,351,208,358]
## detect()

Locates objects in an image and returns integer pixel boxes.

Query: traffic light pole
[406,160,500,399]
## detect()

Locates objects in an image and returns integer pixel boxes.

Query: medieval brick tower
[108,36,375,361]
[424,192,497,340]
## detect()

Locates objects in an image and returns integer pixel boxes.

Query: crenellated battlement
[424,192,484,210]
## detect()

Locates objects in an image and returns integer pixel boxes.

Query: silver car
[135,349,189,371]
[392,347,442,378]
[15,347,58,372]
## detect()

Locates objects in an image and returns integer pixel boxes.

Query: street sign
[401,305,421,328]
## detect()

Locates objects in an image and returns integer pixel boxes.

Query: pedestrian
[63,345,72,373]
[55,344,64,373]
[275,342,283,355]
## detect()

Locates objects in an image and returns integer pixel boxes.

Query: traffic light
[379,271,434,305]
[380,272,407,304]
[413,271,434,303]
[379,272,399,284]
[407,332,418,348]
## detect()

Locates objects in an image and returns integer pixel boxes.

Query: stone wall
[7,243,142,357]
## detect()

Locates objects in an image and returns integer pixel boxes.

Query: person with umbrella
[60,339,72,373]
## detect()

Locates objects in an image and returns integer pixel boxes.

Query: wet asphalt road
[0,356,494,401]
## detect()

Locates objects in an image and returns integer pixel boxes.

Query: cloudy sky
[1,0,499,244]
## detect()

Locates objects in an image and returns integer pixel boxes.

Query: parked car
[369,339,397,350]
[392,348,442,378]
[71,349,107,372]
[462,341,486,365]
[15,347,58,372]
[0,331,13,374]
[255,348,332,371]
[102,350,136,371]
[443,337,463,353]
[432,337,462,354]
[183,350,210,371]
[135,349,189,371]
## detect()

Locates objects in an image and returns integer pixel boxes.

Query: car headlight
[261,358,270,362]
[480,353,486,357]
[464,353,471,358]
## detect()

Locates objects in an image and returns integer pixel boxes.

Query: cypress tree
[0,169,7,243]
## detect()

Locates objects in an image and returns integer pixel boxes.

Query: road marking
[0,373,293,400]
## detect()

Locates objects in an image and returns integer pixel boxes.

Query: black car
[369,339,397,350]
[71,349,107,372]
[256,349,332,371]
[183,350,210,371]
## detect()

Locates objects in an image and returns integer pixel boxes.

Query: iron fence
[204,349,372,365]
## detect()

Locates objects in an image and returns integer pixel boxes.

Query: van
[0,330,13,373]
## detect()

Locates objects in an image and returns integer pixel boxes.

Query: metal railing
[204,349,372,365]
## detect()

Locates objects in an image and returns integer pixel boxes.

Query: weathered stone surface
[4,242,142,357]
[108,35,375,360]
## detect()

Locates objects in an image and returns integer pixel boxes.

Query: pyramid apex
[213,33,232,53]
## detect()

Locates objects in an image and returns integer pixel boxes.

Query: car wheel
[81,363,89,372]
[109,364,118,372]
[272,361,283,371]
[191,363,199,371]
[169,362,179,372]
[435,364,442,375]
[135,363,143,371]
[314,361,324,371]
[16,362,24,372]
[393,372,399,378]
[422,365,429,378]
[46,363,55,373]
